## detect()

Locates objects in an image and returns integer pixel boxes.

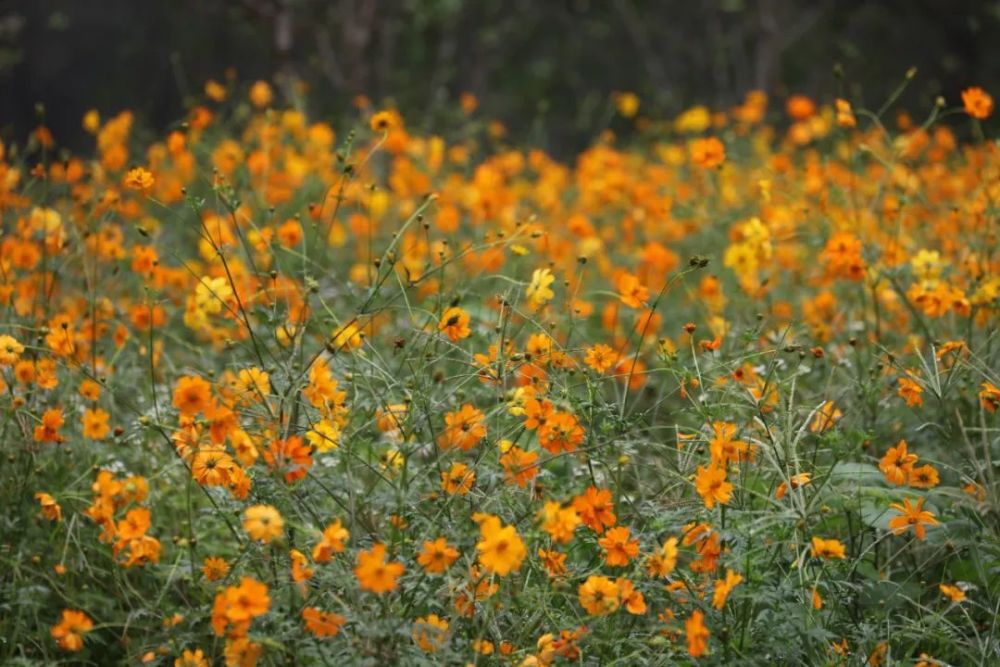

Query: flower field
[1,79,999,666]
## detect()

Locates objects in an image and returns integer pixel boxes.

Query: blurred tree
[0,0,997,154]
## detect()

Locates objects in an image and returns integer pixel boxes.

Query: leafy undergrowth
[1,81,999,666]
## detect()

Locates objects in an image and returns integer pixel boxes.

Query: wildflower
[645,536,678,577]
[439,306,471,342]
[172,376,212,416]
[598,526,640,566]
[908,464,940,489]
[578,575,620,616]
[441,462,476,495]
[584,343,617,373]
[499,445,540,488]
[175,648,208,667]
[417,537,460,574]
[526,268,555,308]
[811,536,847,559]
[980,382,1000,412]
[51,609,94,652]
[211,577,270,636]
[313,519,350,562]
[690,137,725,168]
[617,273,649,308]
[879,440,917,486]
[412,614,449,653]
[572,486,617,533]
[685,610,710,658]
[355,543,404,593]
[249,80,273,108]
[835,98,856,127]
[614,91,640,118]
[202,556,230,581]
[475,514,527,576]
[0,334,24,365]
[538,548,567,577]
[615,578,646,615]
[191,448,237,487]
[438,404,486,451]
[888,497,939,540]
[897,376,924,407]
[538,501,579,544]
[694,464,732,509]
[82,408,111,440]
[35,492,62,521]
[302,607,346,637]
[708,421,750,466]
[370,110,396,132]
[775,472,812,500]
[712,569,744,609]
[124,167,154,191]
[809,400,843,433]
[243,505,284,543]
[961,87,993,119]
[939,583,966,603]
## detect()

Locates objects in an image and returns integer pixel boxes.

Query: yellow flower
[475,514,526,576]
[243,505,284,543]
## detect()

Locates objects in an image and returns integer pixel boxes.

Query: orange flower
[82,408,111,440]
[412,614,449,653]
[355,543,404,593]
[417,537,460,574]
[370,110,396,132]
[708,421,750,466]
[572,486,617,533]
[540,501,581,544]
[775,472,812,500]
[690,137,725,168]
[694,464,732,509]
[578,575,620,616]
[123,167,154,191]
[202,556,230,581]
[475,514,526,576]
[685,610,710,657]
[908,464,940,489]
[211,577,270,636]
[980,382,1000,413]
[712,568,743,609]
[645,536,678,577]
[439,306,471,342]
[888,497,939,540]
[243,504,284,543]
[939,583,966,603]
[191,448,237,487]
[35,492,62,521]
[786,94,816,120]
[598,526,640,566]
[617,273,649,308]
[897,376,924,407]
[172,376,212,416]
[440,462,476,495]
[584,344,617,373]
[811,536,846,559]
[313,519,350,562]
[961,87,993,119]
[879,440,917,486]
[302,607,346,637]
[51,609,94,652]
[616,577,647,614]
[499,445,539,488]
[438,403,486,451]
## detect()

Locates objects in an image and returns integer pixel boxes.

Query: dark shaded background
[0,0,998,155]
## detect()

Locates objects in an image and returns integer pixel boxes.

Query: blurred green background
[0,0,997,154]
